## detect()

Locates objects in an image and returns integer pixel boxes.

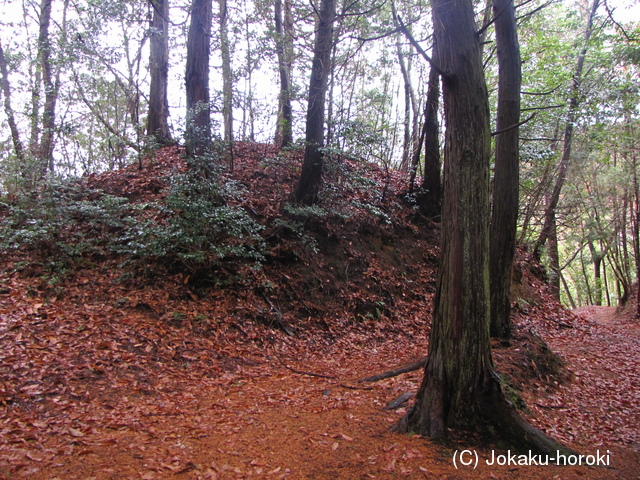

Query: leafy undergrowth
[0,144,638,479]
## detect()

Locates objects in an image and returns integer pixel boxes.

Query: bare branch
[478,0,513,38]
[521,137,560,141]
[522,84,562,96]
[521,104,565,112]
[72,70,140,152]
[491,113,536,136]
[602,0,635,42]
[395,15,449,78]
[516,0,556,22]
[353,26,402,43]
[340,0,386,17]
[309,0,320,18]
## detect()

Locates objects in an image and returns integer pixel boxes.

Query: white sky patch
[606,0,640,23]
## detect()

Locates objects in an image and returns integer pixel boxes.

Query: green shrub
[114,162,266,275]
[1,160,267,281]
[0,178,134,256]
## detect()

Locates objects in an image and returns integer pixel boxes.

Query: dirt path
[21,340,639,480]
[539,305,640,451]
[2,283,640,479]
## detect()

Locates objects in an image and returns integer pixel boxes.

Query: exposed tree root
[272,354,336,379]
[261,293,295,336]
[384,392,415,410]
[486,402,579,458]
[359,356,427,383]
[394,373,579,459]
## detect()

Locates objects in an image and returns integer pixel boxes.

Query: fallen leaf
[68,428,85,438]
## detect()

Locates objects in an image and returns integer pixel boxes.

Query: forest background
[0,0,639,310]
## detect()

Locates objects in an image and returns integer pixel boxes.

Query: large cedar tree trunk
[291,0,335,205]
[147,0,171,145]
[489,0,521,338]
[395,0,573,455]
[394,0,495,438]
[185,0,212,157]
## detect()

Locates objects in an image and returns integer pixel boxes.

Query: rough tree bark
[37,0,57,176]
[395,0,574,455]
[185,0,212,157]
[489,0,521,338]
[416,53,441,219]
[291,0,336,205]
[147,0,172,145]
[589,241,605,306]
[633,152,640,318]
[273,0,294,148]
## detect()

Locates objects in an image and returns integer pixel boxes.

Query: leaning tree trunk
[489,0,521,338]
[291,0,336,205]
[185,0,212,157]
[147,0,171,145]
[533,0,600,261]
[395,0,574,455]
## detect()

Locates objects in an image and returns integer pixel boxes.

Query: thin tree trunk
[398,41,412,173]
[273,0,293,148]
[390,1,418,172]
[219,0,233,144]
[560,270,577,309]
[632,151,640,318]
[581,248,594,305]
[325,18,341,148]
[489,0,521,337]
[417,56,441,218]
[0,41,26,170]
[533,0,600,260]
[243,9,255,142]
[603,256,611,307]
[147,0,172,145]
[37,0,56,176]
[589,241,604,306]
[29,54,42,159]
[548,215,561,298]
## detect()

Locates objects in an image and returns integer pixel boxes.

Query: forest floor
[0,144,639,479]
